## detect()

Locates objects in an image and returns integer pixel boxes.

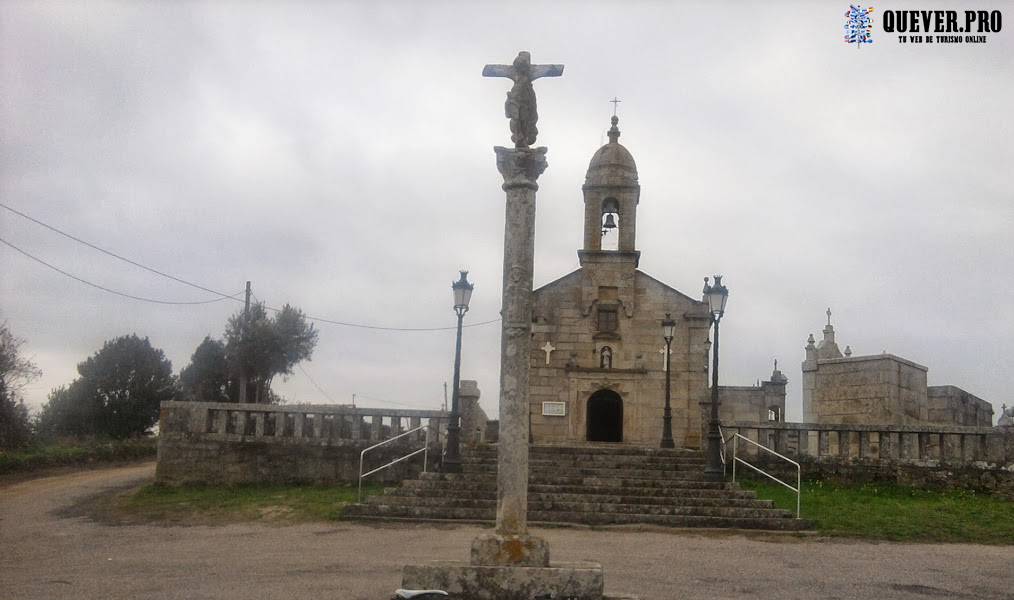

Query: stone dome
[585,116,638,187]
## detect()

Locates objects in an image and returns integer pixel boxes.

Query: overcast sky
[2,1,1012,424]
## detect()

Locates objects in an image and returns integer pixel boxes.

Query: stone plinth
[402,561,604,600]
[470,533,549,567]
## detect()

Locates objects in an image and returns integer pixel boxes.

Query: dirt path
[1,464,1011,600]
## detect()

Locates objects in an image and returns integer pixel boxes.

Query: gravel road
[1,463,1011,600]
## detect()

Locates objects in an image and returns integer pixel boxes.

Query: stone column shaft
[494,145,547,536]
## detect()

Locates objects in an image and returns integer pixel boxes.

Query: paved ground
[1,463,1012,600]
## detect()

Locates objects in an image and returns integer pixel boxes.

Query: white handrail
[730,433,801,518]
[358,424,430,502]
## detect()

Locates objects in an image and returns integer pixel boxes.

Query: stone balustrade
[722,421,1013,467]
[156,401,449,486]
[160,400,448,446]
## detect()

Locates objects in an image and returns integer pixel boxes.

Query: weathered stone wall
[927,385,994,426]
[801,320,997,428]
[726,421,1009,496]
[717,380,786,424]
[724,421,1014,497]
[807,354,929,425]
[739,455,1014,499]
[528,268,712,448]
[157,436,431,486]
[156,401,447,486]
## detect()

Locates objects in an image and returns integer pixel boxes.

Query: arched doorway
[586,389,623,442]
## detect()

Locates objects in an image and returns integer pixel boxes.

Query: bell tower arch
[580,116,641,264]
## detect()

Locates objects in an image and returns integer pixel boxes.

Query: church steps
[366,495,781,517]
[344,505,810,531]
[345,445,812,532]
[446,474,739,490]
[385,488,774,508]
[412,471,742,490]
[462,464,707,479]
[462,456,705,470]
[397,480,761,500]
[392,482,761,500]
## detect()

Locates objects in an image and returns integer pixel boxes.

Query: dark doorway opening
[586,389,623,442]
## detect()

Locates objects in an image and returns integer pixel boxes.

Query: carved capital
[495,146,548,190]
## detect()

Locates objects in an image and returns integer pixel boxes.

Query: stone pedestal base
[470,533,549,567]
[402,560,604,600]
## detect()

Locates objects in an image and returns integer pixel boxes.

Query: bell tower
[579,115,640,267]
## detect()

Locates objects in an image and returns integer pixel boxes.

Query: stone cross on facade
[659,346,672,370]
[482,52,564,148]
[541,341,556,365]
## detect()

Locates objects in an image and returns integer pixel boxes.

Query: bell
[602,213,617,230]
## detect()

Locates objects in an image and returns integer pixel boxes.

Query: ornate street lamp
[444,270,474,473]
[660,313,677,449]
[703,275,729,479]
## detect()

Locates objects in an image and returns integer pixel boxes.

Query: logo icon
[844,5,874,47]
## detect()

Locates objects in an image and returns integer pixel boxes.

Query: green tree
[178,336,230,402]
[224,303,317,403]
[0,323,41,449]
[37,335,176,439]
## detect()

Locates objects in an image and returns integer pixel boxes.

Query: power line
[1,201,240,302]
[2,202,501,331]
[298,363,336,403]
[354,393,419,409]
[0,237,242,306]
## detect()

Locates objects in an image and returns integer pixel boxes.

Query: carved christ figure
[483,51,564,148]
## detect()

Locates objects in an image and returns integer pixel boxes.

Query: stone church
[527,116,784,449]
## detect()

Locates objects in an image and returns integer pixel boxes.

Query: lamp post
[660,313,676,449]
[703,275,729,480]
[444,270,474,473]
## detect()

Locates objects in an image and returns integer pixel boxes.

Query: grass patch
[114,482,384,524]
[0,438,157,475]
[739,478,1014,544]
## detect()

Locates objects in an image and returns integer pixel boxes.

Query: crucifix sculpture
[482,51,564,148]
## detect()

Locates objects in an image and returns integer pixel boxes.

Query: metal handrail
[718,425,732,467]
[730,433,801,518]
[358,424,430,502]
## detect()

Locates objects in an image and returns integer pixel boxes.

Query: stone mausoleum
[526,116,783,449]
[802,312,994,427]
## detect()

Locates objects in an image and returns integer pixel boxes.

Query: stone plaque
[542,401,566,417]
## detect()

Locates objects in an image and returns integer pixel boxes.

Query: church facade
[526,117,784,449]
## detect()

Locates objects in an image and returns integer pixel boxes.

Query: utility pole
[238,281,251,404]
[443,382,448,412]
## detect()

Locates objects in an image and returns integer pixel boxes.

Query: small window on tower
[597,306,618,333]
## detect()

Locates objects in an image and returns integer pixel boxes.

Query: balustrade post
[216,410,229,435]
[859,431,871,458]
[294,413,305,438]
[254,412,265,437]
[275,412,287,437]
[818,430,829,457]
[798,429,810,458]
[372,415,384,441]
[918,432,929,459]
[900,433,915,459]
[943,433,960,462]
[837,431,850,459]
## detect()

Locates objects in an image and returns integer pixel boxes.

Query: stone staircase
[344,444,812,531]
